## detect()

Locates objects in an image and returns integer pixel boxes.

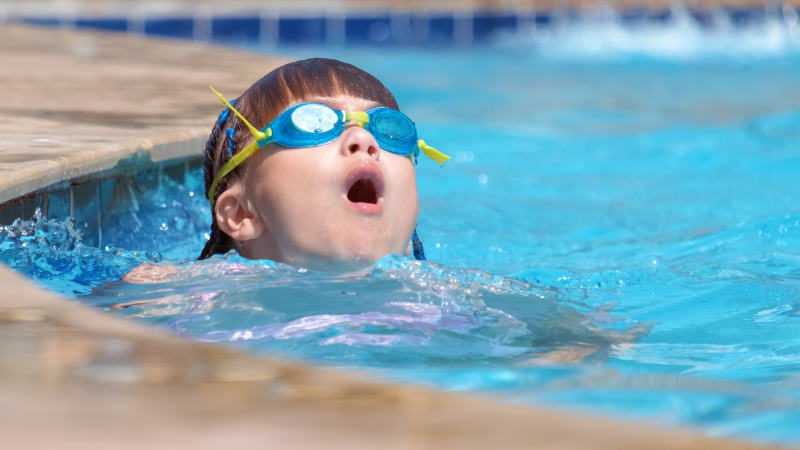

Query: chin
[303,241,392,273]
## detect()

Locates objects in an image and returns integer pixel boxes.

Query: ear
[214,181,265,241]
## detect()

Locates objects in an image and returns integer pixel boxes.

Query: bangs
[240,58,398,130]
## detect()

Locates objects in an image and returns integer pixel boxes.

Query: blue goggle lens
[272,103,343,148]
[291,103,339,133]
[366,107,418,155]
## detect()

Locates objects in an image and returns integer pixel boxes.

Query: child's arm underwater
[99,264,183,310]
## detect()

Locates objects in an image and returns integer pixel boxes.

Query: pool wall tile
[70,179,100,247]
[689,9,714,27]
[323,15,345,46]
[144,17,195,39]
[726,7,766,26]
[211,16,260,43]
[278,17,326,45]
[427,14,457,46]
[345,15,393,45]
[162,163,186,184]
[257,15,279,46]
[74,17,128,33]
[3,194,46,225]
[472,11,517,42]
[20,17,64,27]
[531,13,554,27]
[618,8,673,25]
[46,190,71,220]
[0,200,25,226]
[97,177,117,233]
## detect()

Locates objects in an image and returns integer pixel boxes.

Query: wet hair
[198,58,399,260]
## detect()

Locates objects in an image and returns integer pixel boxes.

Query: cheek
[387,155,418,200]
[396,168,418,216]
[249,149,338,225]
[384,157,420,235]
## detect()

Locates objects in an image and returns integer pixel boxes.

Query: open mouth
[347,178,379,204]
[344,163,384,214]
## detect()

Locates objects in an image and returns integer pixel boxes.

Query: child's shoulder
[123,263,181,284]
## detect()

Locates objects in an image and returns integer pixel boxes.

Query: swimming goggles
[206,86,450,205]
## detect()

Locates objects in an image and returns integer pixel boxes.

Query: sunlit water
[3,15,800,444]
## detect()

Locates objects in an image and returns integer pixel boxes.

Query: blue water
[3,19,800,445]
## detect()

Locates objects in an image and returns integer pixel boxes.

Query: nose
[339,125,380,160]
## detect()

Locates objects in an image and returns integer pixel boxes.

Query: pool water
[3,18,800,445]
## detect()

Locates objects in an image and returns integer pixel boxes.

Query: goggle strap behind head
[207,137,272,205]
[411,227,426,261]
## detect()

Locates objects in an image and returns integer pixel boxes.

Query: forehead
[301,94,382,112]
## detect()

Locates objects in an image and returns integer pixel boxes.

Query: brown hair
[198,58,399,260]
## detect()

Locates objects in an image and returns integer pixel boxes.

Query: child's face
[225,94,419,270]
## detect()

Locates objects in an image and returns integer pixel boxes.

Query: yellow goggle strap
[209,86,267,142]
[207,133,272,205]
[207,85,276,206]
[418,139,450,164]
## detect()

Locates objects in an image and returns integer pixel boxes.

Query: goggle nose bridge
[344,110,370,128]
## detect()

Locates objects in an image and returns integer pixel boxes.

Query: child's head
[199,58,428,271]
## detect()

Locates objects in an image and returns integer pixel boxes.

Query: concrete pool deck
[0,24,791,449]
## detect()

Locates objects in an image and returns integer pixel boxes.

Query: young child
[196,58,448,272]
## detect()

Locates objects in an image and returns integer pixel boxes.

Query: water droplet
[159,222,168,231]
[458,151,474,162]
[651,256,662,266]
[478,174,488,184]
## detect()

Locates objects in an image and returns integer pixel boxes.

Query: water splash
[501,4,800,59]
[0,167,211,297]
[0,208,159,297]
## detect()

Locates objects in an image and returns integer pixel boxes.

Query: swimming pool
[3,16,800,445]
